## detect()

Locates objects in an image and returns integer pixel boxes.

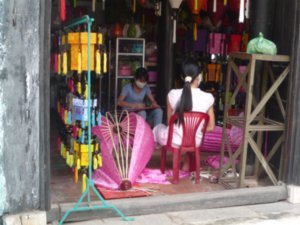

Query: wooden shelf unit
[220,52,290,188]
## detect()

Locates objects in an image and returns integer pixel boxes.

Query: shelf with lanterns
[51,24,108,191]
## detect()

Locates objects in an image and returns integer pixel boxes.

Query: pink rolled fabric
[201,126,242,153]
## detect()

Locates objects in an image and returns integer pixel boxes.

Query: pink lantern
[92,111,155,190]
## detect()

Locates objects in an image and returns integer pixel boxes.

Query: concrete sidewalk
[51,201,300,225]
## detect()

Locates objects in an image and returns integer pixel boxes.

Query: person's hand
[133,103,145,109]
[151,102,159,108]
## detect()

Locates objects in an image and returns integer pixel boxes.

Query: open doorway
[49,0,280,206]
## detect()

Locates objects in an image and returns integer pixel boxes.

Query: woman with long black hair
[153,59,215,170]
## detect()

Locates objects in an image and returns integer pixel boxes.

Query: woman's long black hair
[175,59,202,125]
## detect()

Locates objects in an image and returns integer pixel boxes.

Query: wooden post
[156,0,174,108]
[283,1,300,186]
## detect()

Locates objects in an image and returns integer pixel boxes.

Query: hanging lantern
[186,0,207,41]
[139,0,146,6]
[186,0,208,14]
[60,0,66,22]
[169,0,183,43]
[67,32,97,72]
[112,23,123,38]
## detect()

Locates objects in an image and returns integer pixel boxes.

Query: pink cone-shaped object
[92,111,154,190]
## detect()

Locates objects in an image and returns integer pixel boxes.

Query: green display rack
[58,15,134,225]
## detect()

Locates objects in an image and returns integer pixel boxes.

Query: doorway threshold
[47,185,287,223]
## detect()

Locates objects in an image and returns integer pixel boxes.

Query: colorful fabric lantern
[227,34,242,53]
[187,0,208,14]
[207,33,226,55]
[67,32,97,71]
[60,0,66,22]
[207,0,227,28]
[186,0,208,40]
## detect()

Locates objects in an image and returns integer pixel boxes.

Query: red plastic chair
[160,112,209,184]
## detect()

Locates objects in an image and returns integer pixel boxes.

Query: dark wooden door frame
[39,0,52,211]
[41,0,300,214]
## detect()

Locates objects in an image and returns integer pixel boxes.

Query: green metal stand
[58,15,134,225]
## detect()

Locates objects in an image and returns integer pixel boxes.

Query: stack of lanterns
[55,27,108,192]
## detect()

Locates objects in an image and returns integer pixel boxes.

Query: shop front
[0,0,300,224]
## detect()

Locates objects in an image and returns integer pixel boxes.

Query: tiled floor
[50,144,225,203]
[50,112,270,204]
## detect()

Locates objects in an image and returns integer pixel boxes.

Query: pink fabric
[135,168,190,185]
[208,33,226,55]
[92,112,155,190]
[201,126,242,152]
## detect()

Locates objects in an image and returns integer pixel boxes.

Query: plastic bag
[246,32,277,55]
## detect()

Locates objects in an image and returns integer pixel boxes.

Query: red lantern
[139,0,146,5]
[60,0,66,22]
[112,23,123,38]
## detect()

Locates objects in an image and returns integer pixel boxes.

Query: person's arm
[166,96,173,125]
[206,106,215,132]
[147,93,159,108]
[117,95,145,109]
